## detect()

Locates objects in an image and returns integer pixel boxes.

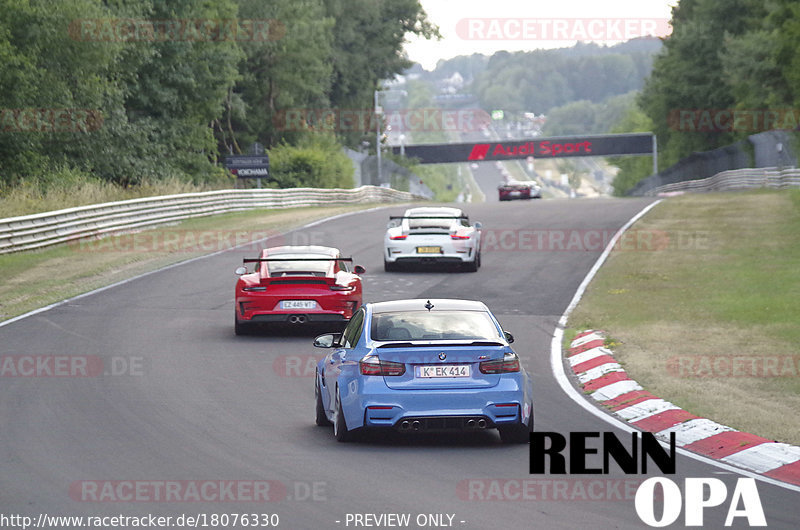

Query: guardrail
[0,185,425,255]
[645,167,800,196]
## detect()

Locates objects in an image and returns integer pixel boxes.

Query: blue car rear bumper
[343,377,531,430]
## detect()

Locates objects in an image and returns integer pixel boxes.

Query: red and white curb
[568,330,800,487]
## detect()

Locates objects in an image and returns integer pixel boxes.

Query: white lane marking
[549,198,800,493]
[655,418,736,447]
[590,380,643,401]
[615,398,680,422]
[0,206,391,329]
[576,362,624,383]
[722,443,800,473]
[568,346,613,367]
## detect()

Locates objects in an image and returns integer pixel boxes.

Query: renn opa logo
[531,432,766,527]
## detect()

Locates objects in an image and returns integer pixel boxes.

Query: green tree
[542,92,638,136]
[324,0,439,111]
[225,0,334,152]
[112,0,242,184]
[638,0,768,169]
[471,41,660,115]
[542,100,598,136]
[0,0,124,185]
[609,104,655,196]
[0,0,242,187]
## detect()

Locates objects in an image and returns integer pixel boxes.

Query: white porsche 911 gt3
[383,207,482,272]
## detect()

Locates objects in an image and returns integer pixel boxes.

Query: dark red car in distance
[234,245,365,334]
[498,181,543,201]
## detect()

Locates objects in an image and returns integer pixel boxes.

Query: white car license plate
[281,300,316,310]
[417,365,470,378]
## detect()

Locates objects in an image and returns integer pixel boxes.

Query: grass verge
[0,173,233,218]
[0,204,397,322]
[567,190,800,445]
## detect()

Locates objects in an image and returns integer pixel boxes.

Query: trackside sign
[224,155,270,179]
[392,133,654,164]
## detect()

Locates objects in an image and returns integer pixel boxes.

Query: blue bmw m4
[313,299,534,443]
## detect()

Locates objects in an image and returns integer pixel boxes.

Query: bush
[268,134,354,189]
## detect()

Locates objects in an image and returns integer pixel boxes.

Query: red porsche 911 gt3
[234,246,365,335]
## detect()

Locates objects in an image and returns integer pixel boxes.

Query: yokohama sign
[393,133,654,164]
[224,154,270,179]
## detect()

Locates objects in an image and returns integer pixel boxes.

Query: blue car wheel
[315,371,332,427]
[333,388,355,442]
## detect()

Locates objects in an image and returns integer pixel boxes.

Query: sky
[405,0,679,70]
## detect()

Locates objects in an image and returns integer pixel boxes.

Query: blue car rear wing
[376,340,505,348]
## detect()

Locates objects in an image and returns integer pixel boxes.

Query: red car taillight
[242,286,267,292]
[479,354,520,374]
[389,234,407,240]
[359,357,406,376]
[330,284,355,291]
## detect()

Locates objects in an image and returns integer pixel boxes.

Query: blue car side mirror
[314,333,342,348]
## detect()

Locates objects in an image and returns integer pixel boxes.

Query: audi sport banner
[224,155,270,179]
[392,133,654,164]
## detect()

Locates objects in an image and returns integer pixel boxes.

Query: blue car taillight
[479,353,520,374]
[360,356,405,376]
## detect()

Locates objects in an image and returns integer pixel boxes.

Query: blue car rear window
[371,311,501,341]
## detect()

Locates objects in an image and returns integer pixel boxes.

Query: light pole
[375,88,409,185]
[374,90,382,184]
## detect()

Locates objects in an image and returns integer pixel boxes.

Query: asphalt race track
[2,199,799,529]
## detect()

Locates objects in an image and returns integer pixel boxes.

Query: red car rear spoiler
[389,216,468,220]
[243,257,353,263]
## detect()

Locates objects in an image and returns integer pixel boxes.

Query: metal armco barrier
[645,167,800,196]
[0,185,425,254]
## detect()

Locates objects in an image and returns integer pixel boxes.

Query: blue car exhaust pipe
[411,420,421,431]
